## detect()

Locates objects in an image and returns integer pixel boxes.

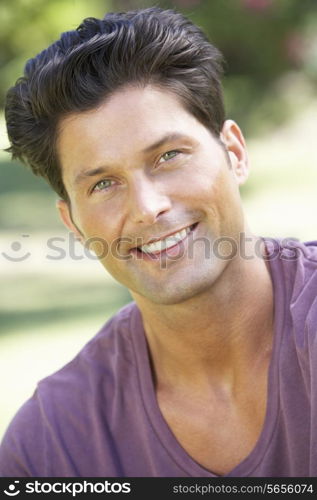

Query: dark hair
[5,7,225,200]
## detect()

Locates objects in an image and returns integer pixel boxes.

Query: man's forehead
[58,84,192,131]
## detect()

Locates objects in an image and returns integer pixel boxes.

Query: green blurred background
[1,0,317,438]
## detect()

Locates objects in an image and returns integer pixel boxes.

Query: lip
[130,222,199,259]
[142,224,194,247]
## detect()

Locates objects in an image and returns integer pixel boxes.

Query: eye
[158,150,180,164]
[92,179,115,193]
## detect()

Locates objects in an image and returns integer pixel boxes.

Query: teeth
[140,227,191,254]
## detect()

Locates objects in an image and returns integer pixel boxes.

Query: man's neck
[131,235,274,393]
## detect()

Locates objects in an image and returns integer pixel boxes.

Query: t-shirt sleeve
[0,393,46,477]
[0,304,138,478]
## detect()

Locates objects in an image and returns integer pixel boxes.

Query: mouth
[131,223,198,258]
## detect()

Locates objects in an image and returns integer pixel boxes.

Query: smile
[137,223,197,255]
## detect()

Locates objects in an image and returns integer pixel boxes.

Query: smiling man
[1,7,317,478]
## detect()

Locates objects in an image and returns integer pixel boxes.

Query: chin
[134,274,218,306]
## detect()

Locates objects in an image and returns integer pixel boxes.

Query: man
[0,7,316,478]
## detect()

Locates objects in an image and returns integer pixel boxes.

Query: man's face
[57,85,249,305]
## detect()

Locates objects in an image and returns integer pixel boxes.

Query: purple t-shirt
[1,238,317,477]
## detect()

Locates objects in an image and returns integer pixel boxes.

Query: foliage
[115,0,317,134]
[0,0,108,106]
[1,0,317,135]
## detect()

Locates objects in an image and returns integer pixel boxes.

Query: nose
[128,175,171,225]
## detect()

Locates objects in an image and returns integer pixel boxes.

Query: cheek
[214,172,245,234]
[86,230,125,267]
[187,165,242,232]
[71,202,118,244]
[89,238,111,259]
[179,164,222,207]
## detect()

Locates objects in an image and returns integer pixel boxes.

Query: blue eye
[92,179,114,192]
[159,150,180,163]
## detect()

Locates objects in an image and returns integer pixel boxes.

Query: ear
[220,120,249,186]
[56,200,85,244]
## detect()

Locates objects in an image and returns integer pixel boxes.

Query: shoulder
[276,238,317,304]
[266,238,317,349]
[0,301,140,476]
[0,395,45,476]
[37,300,138,392]
[265,237,317,296]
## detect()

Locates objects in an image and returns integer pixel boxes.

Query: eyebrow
[74,166,111,186]
[142,132,192,154]
[73,132,193,186]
